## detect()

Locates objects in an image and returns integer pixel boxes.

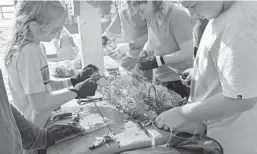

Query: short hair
[131,1,163,13]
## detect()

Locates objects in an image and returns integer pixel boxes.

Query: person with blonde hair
[131,1,193,98]
[4,0,97,137]
[0,68,82,154]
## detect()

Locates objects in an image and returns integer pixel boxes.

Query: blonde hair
[4,0,66,67]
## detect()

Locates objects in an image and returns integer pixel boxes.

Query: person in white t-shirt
[4,1,98,129]
[155,1,257,153]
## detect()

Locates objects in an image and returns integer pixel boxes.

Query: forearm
[50,78,72,91]
[11,105,47,150]
[29,90,77,113]
[162,40,193,66]
[46,90,77,111]
[163,49,192,66]
[104,13,121,35]
[181,93,257,121]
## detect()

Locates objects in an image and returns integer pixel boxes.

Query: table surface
[46,56,185,154]
[46,92,185,154]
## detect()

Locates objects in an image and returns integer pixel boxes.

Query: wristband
[63,79,70,88]
[156,56,163,67]
[160,55,165,65]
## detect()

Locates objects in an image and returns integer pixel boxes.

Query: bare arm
[181,93,257,121]
[104,8,121,35]
[50,78,72,91]
[163,40,193,67]
[163,9,194,69]
[28,90,77,113]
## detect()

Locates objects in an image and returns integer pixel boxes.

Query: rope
[93,101,114,135]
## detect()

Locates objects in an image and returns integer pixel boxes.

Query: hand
[46,125,82,147]
[138,56,158,71]
[109,48,123,60]
[69,79,97,99]
[116,43,130,54]
[102,36,109,46]
[70,64,99,86]
[83,64,99,72]
[180,68,192,88]
[155,107,186,131]
[138,50,148,62]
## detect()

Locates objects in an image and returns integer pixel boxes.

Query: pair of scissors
[52,112,73,121]
[77,97,106,105]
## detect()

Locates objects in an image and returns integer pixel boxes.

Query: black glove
[69,79,97,99]
[83,64,99,72]
[70,64,99,86]
[102,36,108,46]
[138,56,159,71]
[138,50,148,62]
[46,125,82,147]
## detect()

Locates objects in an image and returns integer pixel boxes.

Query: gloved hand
[69,78,97,99]
[46,125,82,147]
[138,50,148,62]
[138,56,158,71]
[70,64,99,86]
[102,36,109,46]
[138,56,165,71]
[180,68,192,88]
[83,64,99,72]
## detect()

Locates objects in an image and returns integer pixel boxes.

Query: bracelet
[155,56,163,67]
[160,55,165,65]
[63,79,70,88]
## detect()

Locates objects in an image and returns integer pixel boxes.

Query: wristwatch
[129,42,135,50]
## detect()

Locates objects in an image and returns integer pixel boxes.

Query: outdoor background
[0,1,117,102]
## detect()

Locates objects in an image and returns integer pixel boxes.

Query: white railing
[0,5,15,19]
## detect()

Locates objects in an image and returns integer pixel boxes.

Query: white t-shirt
[189,2,257,154]
[7,43,52,127]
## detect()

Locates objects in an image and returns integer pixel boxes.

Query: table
[46,93,181,154]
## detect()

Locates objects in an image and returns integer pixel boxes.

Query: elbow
[28,93,50,113]
[227,96,257,113]
[242,98,257,111]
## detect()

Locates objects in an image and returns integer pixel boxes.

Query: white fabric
[7,43,52,127]
[155,56,163,67]
[117,43,130,54]
[189,2,257,153]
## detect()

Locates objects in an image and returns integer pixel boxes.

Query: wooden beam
[77,1,104,75]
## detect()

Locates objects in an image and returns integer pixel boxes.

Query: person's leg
[166,80,190,99]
